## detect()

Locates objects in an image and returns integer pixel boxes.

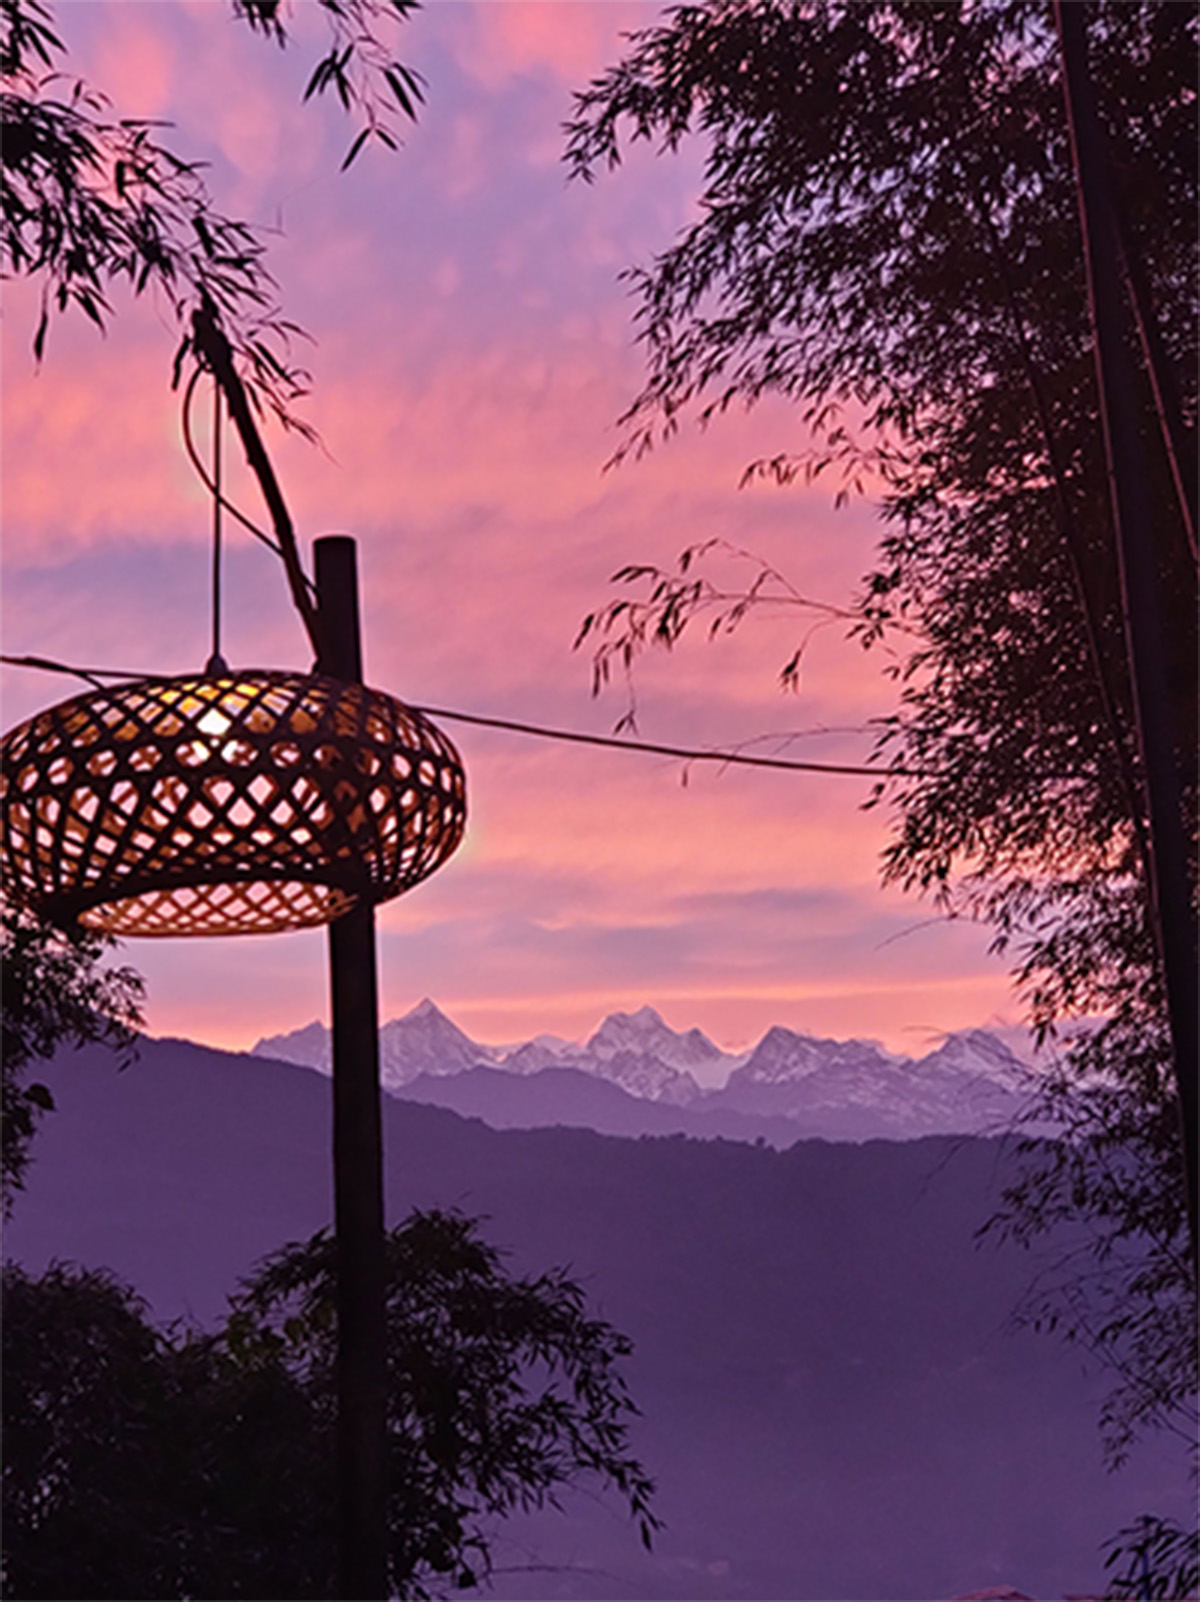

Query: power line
[413,703,906,777]
[0,654,913,779]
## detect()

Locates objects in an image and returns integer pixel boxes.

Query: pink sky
[2,1,1019,1055]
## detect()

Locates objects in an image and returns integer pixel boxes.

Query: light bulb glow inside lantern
[197,707,232,738]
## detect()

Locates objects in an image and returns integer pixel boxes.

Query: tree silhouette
[2,1211,659,1600]
[0,900,143,1210]
[566,0,1196,1472]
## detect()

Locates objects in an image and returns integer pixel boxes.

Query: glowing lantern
[0,668,466,937]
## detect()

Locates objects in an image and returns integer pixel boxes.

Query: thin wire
[1,655,172,684]
[404,703,913,778]
[0,654,920,778]
[1,654,116,690]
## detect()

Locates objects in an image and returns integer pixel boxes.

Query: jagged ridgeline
[254,999,1039,1144]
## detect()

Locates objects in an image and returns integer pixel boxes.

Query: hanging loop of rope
[180,368,304,575]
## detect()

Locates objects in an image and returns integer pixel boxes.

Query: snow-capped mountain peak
[252,1003,1037,1142]
[377,1001,497,1089]
[250,1019,332,1073]
[911,1028,1034,1092]
[738,1027,898,1086]
[586,1006,727,1075]
[254,1000,497,1092]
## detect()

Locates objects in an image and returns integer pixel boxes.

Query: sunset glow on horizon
[2,0,1020,1056]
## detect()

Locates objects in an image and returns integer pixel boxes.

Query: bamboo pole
[1055,0,1198,1262]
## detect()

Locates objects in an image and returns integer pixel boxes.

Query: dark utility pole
[1054,3,1198,1260]
[316,535,390,1599]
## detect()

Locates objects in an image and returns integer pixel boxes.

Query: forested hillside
[5,1037,1192,1598]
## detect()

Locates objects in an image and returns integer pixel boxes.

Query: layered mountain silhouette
[5,1034,1190,1600]
[254,1000,1039,1144]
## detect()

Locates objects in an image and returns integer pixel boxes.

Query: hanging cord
[181,367,316,591]
[206,378,229,675]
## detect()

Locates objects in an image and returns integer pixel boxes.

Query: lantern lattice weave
[0,672,466,937]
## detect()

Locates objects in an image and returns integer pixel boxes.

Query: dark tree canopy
[566,0,1197,1467]
[2,1211,659,1600]
[565,0,1196,921]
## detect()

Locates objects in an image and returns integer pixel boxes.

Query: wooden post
[315,535,389,1599]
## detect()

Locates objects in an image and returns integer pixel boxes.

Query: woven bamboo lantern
[0,668,466,937]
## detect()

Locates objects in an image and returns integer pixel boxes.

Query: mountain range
[253,1000,1041,1145]
[5,1034,1191,1601]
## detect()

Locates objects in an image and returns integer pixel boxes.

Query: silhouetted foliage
[565,0,1196,1471]
[1,0,422,425]
[1104,1514,1200,1602]
[0,899,143,1210]
[2,1211,658,1600]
